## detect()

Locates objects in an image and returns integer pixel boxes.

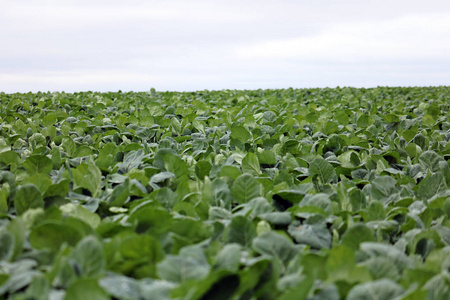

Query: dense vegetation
[0,86,449,299]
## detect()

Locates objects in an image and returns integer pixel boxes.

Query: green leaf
[128,206,173,234]
[226,215,257,248]
[153,148,176,170]
[384,113,400,124]
[347,279,404,300]
[119,234,164,263]
[257,150,277,166]
[149,171,175,190]
[307,285,340,300]
[444,198,450,219]
[29,221,84,251]
[138,280,176,300]
[262,111,277,123]
[59,203,100,229]
[22,173,52,194]
[299,193,332,214]
[219,165,242,180]
[209,206,232,220]
[0,171,16,204]
[419,150,445,172]
[279,274,314,300]
[422,114,435,126]
[95,142,116,171]
[356,114,371,128]
[338,151,361,168]
[288,222,332,249]
[6,218,25,260]
[189,273,241,300]
[157,252,209,282]
[230,125,251,143]
[274,185,313,205]
[153,187,178,209]
[72,160,102,197]
[210,178,232,208]
[0,231,14,261]
[0,138,11,154]
[231,174,261,204]
[14,184,44,215]
[164,153,189,186]
[107,177,130,207]
[242,152,261,176]
[326,245,357,282]
[71,236,105,277]
[370,176,397,202]
[44,179,70,198]
[0,274,8,288]
[23,155,53,174]
[359,242,411,271]
[24,275,49,300]
[415,172,447,200]
[0,259,41,295]
[213,244,241,272]
[195,160,212,179]
[341,223,375,251]
[309,157,336,184]
[349,187,366,211]
[424,274,450,300]
[65,278,109,300]
[252,231,298,267]
[361,257,400,280]
[99,274,141,300]
[259,212,292,227]
[0,186,7,214]
[118,149,145,174]
[367,201,386,220]
[323,121,339,135]
[0,150,20,167]
[42,112,57,126]
[334,109,350,125]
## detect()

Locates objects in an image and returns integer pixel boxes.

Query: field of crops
[0,86,449,299]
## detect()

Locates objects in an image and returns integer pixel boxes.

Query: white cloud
[235,13,450,61]
[1,1,449,92]
[2,1,259,32]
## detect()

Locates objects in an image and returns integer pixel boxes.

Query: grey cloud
[1,0,450,92]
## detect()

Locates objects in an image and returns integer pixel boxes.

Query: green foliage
[309,157,336,184]
[231,174,261,204]
[0,86,449,298]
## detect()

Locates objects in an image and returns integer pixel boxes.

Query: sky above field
[1,0,450,92]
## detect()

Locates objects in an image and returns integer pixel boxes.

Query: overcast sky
[1,0,450,93]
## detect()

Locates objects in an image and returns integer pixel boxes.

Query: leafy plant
[0,86,449,299]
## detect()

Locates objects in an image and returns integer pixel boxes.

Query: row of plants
[0,86,449,299]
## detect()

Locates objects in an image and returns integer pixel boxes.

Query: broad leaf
[65,278,109,300]
[288,221,332,249]
[23,155,53,174]
[242,152,261,176]
[252,231,298,267]
[72,236,105,277]
[29,221,83,251]
[72,160,102,197]
[341,223,375,251]
[309,157,336,184]
[231,174,261,204]
[14,184,44,215]
[226,215,257,248]
[347,279,404,300]
[213,244,241,272]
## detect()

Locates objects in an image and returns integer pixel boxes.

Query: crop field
[0,86,449,299]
